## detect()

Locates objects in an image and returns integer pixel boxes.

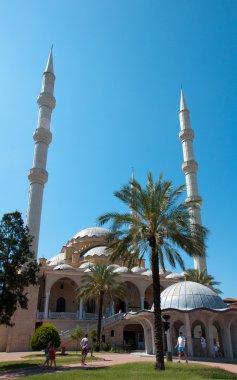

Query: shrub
[31,323,61,350]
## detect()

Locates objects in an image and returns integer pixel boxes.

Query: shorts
[82,347,88,356]
[178,346,185,352]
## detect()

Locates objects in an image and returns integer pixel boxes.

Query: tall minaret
[179,88,206,271]
[26,49,56,259]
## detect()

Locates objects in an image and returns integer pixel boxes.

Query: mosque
[0,50,237,358]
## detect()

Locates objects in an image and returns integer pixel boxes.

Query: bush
[31,323,61,350]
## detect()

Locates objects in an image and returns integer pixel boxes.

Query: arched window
[56,297,66,312]
[86,299,96,313]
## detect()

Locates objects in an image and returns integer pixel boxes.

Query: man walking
[80,333,89,365]
[175,332,188,363]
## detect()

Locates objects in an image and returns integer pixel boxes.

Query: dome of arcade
[114,266,130,273]
[84,246,112,258]
[131,266,146,273]
[73,227,110,239]
[53,264,74,270]
[79,262,95,269]
[165,272,184,279]
[159,281,227,311]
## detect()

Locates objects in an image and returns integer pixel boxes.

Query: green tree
[0,211,38,326]
[31,323,61,350]
[184,268,222,294]
[97,173,207,370]
[76,264,126,350]
[70,327,84,353]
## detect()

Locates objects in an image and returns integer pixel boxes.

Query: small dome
[160,281,227,310]
[47,252,65,266]
[84,246,111,258]
[79,262,95,269]
[166,272,184,279]
[53,264,74,271]
[114,266,130,273]
[107,264,120,270]
[142,269,152,276]
[73,227,110,239]
[159,269,171,275]
[131,266,146,273]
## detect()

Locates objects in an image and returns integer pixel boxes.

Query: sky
[0,0,236,298]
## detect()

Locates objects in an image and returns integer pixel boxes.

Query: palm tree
[70,327,84,353]
[76,264,126,350]
[184,268,222,294]
[97,172,207,370]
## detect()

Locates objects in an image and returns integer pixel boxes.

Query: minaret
[179,88,206,271]
[26,49,56,259]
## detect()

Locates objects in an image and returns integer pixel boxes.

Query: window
[56,297,66,312]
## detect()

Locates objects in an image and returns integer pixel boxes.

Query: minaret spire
[45,46,54,74]
[178,88,206,271]
[26,49,56,258]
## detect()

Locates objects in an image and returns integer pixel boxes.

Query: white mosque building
[0,51,237,358]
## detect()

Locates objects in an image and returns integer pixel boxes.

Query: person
[49,342,56,368]
[80,333,89,365]
[213,340,222,358]
[200,333,207,357]
[42,341,51,368]
[175,332,188,363]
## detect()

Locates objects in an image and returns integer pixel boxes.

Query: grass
[5,362,237,380]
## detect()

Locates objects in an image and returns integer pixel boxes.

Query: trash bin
[166,351,172,361]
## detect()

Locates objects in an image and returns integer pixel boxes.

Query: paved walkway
[0,352,237,378]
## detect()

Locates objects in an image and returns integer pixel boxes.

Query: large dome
[160,281,227,311]
[73,227,110,239]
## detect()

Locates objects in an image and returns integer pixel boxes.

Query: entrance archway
[230,319,237,358]
[123,324,145,350]
[191,320,206,357]
[212,321,224,357]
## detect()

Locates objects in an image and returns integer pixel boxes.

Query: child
[49,343,56,368]
[42,341,50,368]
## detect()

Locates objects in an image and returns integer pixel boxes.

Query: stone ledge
[33,128,52,145]
[179,128,194,142]
[28,168,48,185]
[182,160,198,174]
[37,93,56,109]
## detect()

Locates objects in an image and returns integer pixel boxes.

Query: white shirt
[177,335,186,347]
[80,337,88,349]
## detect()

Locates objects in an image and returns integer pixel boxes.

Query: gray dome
[114,266,130,274]
[131,266,146,273]
[84,246,111,258]
[166,272,184,279]
[53,264,74,271]
[73,227,110,239]
[142,269,152,276]
[160,281,226,311]
[79,262,95,269]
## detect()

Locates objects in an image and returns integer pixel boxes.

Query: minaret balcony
[37,93,56,109]
[28,168,48,185]
[185,195,202,207]
[182,160,198,174]
[33,128,52,145]
[179,128,194,143]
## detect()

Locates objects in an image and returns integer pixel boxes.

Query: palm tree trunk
[97,292,104,350]
[150,241,165,370]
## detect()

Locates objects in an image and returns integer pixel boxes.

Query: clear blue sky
[0,0,236,298]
